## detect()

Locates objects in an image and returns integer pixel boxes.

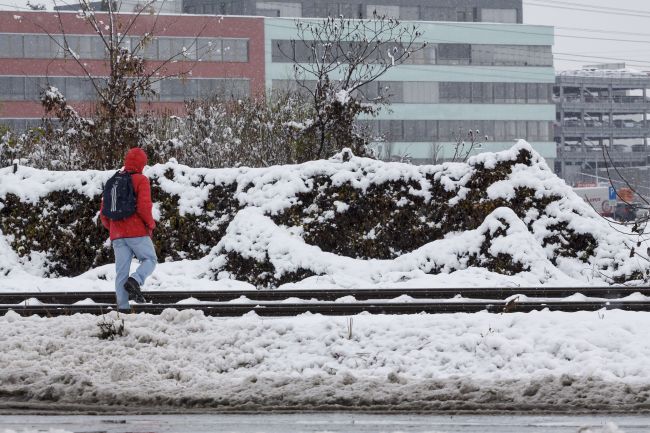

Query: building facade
[182,0,522,23]
[0,11,264,130]
[1,10,554,164]
[554,66,650,189]
[267,17,555,163]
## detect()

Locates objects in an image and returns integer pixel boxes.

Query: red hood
[124,148,147,173]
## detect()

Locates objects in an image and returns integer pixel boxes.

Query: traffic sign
[608,186,617,200]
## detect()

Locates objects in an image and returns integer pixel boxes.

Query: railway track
[1,286,649,317]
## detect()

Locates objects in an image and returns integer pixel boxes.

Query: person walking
[100,147,157,311]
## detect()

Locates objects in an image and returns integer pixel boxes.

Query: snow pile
[212,206,564,287]
[0,141,647,289]
[1,309,650,412]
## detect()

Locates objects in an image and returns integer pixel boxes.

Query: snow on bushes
[0,141,646,286]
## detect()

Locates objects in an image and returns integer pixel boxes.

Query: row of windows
[361,120,552,142]
[273,80,552,105]
[272,40,553,67]
[2,118,551,141]
[0,33,249,62]
[184,1,519,23]
[253,3,518,22]
[0,76,250,102]
[0,118,41,131]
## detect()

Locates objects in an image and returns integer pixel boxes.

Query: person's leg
[125,236,158,286]
[112,238,133,310]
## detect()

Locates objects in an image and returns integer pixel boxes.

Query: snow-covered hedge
[0,141,646,286]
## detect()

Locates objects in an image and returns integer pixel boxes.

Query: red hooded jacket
[100,148,156,240]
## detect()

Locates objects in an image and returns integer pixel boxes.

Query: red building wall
[0,11,265,120]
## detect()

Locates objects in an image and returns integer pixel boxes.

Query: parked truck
[573,186,614,217]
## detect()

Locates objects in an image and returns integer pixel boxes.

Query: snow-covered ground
[2,308,650,412]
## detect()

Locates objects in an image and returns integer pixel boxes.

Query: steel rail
[3,300,650,317]
[0,286,648,305]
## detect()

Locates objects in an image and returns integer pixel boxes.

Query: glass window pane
[438,44,470,65]
[223,39,248,62]
[527,121,538,140]
[505,120,516,138]
[366,4,399,18]
[158,38,173,60]
[400,6,419,20]
[427,120,438,140]
[197,38,222,62]
[493,83,505,103]
[0,34,24,57]
[481,8,517,23]
[24,35,51,58]
[0,76,25,100]
[383,81,403,103]
[25,76,49,100]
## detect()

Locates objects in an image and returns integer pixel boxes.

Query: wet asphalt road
[1,413,650,433]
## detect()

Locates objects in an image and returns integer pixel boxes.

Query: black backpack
[102,171,137,220]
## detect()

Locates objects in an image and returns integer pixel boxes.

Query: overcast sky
[523,0,650,71]
[1,0,650,72]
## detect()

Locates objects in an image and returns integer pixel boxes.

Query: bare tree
[448,128,485,163]
[597,146,650,266]
[278,13,425,160]
[23,0,214,169]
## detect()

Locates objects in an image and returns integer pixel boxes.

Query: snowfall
[1,142,650,415]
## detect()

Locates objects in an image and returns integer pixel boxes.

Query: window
[438,44,471,65]
[24,76,48,100]
[403,120,427,141]
[481,8,517,23]
[515,83,526,103]
[196,79,250,99]
[505,83,516,103]
[137,37,158,60]
[24,35,52,58]
[389,120,404,141]
[426,120,438,141]
[494,121,505,140]
[405,43,435,65]
[164,79,198,101]
[539,84,551,103]
[527,121,539,141]
[0,34,24,57]
[256,1,302,16]
[471,82,492,103]
[366,5,399,17]
[421,7,454,21]
[197,38,222,62]
[223,39,248,62]
[516,121,527,139]
[159,37,199,60]
[382,81,403,103]
[0,76,25,100]
[403,82,439,103]
[505,120,516,138]
[400,6,419,20]
[471,45,553,66]
[359,81,380,101]
[65,77,96,100]
[66,35,104,60]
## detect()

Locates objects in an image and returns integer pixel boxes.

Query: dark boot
[124,277,147,303]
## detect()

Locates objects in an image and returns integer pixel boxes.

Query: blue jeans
[112,236,157,309]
